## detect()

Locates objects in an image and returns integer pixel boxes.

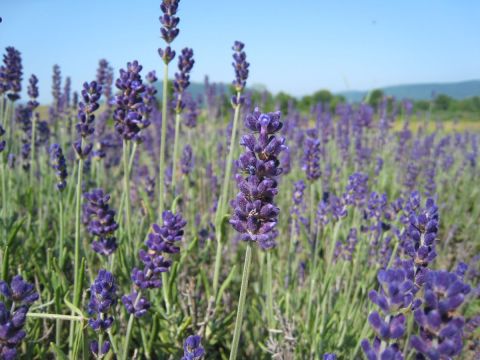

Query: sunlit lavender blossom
[83,189,119,256]
[113,61,151,141]
[181,335,205,360]
[411,270,470,359]
[231,41,249,106]
[0,46,22,101]
[302,137,321,181]
[173,48,195,112]
[158,0,180,64]
[49,144,68,191]
[181,144,194,175]
[229,108,286,249]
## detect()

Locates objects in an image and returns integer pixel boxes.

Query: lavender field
[0,1,479,359]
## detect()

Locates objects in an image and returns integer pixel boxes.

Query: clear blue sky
[1,0,479,103]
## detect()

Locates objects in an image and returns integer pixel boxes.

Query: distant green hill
[154,79,480,103]
[337,80,480,102]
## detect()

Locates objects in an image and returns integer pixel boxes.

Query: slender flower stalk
[27,74,39,183]
[49,143,68,265]
[113,60,151,248]
[229,242,252,360]
[228,108,286,358]
[69,80,101,353]
[158,0,180,217]
[171,48,194,193]
[0,125,6,251]
[213,41,250,297]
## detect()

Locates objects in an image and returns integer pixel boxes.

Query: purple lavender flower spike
[180,144,194,175]
[113,61,151,141]
[87,270,117,332]
[173,48,195,112]
[183,95,199,128]
[146,211,187,254]
[231,41,249,106]
[159,0,180,44]
[361,338,403,360]
[27,74,39,110]
[230,108,286,249]
[181,335,205,360]
[158,0,180,64]
[143,70,158,107]
[0,276,39,306]
[344,172,369,207]
[323,354,337,360]
[401,193,439,288]
[73,80,102,160]
[83,189,118,256]
[0,303,28,359]
[90,340,111,359]
[121,290,151,318]
[49,144,68,191]
[51,64,62,108]
[302,136,321,181]
[410,270,470,359]
[0,47,23,101]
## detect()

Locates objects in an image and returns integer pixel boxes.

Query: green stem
[1,161,6,246]
[59,195,65,268]
[229,243,252,360]
[27,313,83,321]
[171,110,182,195]
[158,62,169,218]
[285,214,297,318]
[212,241,222,297]
[213,93,242,298]
[117,141,137,226]
[122,291,142,360]
[123,140,132,247]
[30,111,37,183]
[162,272,171,313]
[306,224,320,330]
[69,149,84,352]
[98,332,104,359]
[266,251,274,329]
[220,95,241,214]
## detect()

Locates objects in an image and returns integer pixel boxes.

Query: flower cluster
[173,48,195,112]
[0,46,23,101]
[344,172,369,207]
[113,61,151,141]
[123,211,186,317]
[0,276,38,358]
[404,195,438,270]
[362,265,416,360]
[83,189,119,256]
[230,108,287,249]
[88,270,117,358]
[143,70,158,108]
[323,354,337,360]
[302,137,321,181]
[181,144,194,175]
[27,74,39,110]
[76,81,101,137]
[181,335,205,360]
[49,144,68,191]
[158,0,180,64]
[183,95,199,128]
[333,227,358,261]
[410,270,470,359]
[231,41,249,106]
[73,81,102,159]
